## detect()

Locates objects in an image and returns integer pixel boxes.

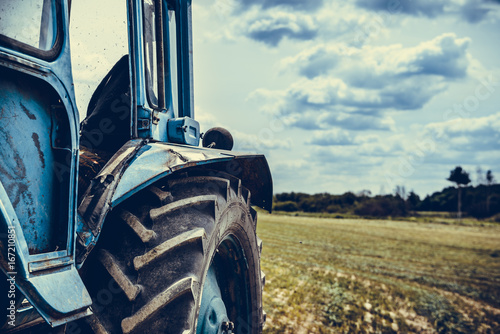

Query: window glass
[0,0,57,51]
[167,9,178,115]
[70,0,128,118]
[143,0,178,113]
[143,0,159,106]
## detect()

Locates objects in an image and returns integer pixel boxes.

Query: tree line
[273,167,499,220]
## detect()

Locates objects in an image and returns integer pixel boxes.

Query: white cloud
[280,44,343,78]
[250,33,473,132]
[251,72,443,120]
[200,7,320,46]
[279,111,395,132]
[355,0,500,23]
[424,112,500,151]
[237,0,324,12]
[232,130,293,153]
[205,1,368,47]
[283,33,471,80]
[246,11,318,46]
[307,129,356,146]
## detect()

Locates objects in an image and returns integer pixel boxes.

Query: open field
[257,213,500,333]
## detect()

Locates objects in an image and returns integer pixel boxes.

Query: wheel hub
[197,266,233,334]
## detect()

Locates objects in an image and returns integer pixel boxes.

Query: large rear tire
[77,172,265,334]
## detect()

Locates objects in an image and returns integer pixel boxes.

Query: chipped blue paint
[111,142,234,206]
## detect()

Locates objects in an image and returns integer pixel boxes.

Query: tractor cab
[0,0,200,328]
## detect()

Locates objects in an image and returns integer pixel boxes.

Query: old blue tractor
[0,0,271,333]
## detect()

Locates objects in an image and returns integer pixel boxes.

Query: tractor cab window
[70,0,129,119]
[143,0,160,107]
[168,7,179,116]
[71,0,130,153]
[0,0,60,57]
[143,0,178,114]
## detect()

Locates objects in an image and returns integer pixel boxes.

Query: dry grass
[257,213,500,333]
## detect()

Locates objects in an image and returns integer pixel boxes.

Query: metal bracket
[167,117,200,146]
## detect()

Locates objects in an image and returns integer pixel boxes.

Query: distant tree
[476,166,485,186]
[355,195,406,217]
[273,201,298,212]
[407,191,421,211]
[395,185,407,200]
[340,192,357,206]
[486,170,495,214]
[357,189,372,197]
[394,185,408,215]
[447,166,471,220]
[486,170,495,185]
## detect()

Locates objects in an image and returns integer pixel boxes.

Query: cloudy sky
[190,0,500,197]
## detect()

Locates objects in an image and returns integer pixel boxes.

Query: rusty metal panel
[0,67,72,255]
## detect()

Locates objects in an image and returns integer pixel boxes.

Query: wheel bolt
[222,321,235,332]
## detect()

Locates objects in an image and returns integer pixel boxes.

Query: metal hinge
[152,111,161,125]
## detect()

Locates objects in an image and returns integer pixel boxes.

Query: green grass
[271,210,496,227]
[257,212,500,333]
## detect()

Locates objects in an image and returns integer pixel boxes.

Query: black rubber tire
[76,172,265,334]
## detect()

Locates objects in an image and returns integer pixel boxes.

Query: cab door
[0,0,92,328]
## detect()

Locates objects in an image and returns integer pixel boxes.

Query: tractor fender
[76,139,272,266]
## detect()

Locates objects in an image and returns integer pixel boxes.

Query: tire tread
[121,277,195,334]
[133,228,206,271]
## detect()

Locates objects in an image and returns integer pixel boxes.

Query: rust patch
[20,102,37,120]
[0,125,27,178]
[32,133,45,168]
[166,149,189,163]
[0,107,6,119]
[0,163,13,180]
[10,183,31,207]
[27,207,36,226]
[0,107,17,121]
